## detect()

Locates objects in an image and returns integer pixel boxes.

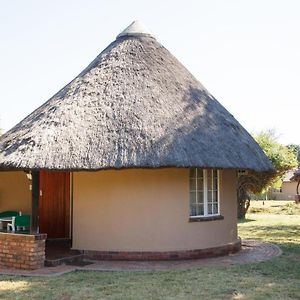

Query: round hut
[0,21,273,260]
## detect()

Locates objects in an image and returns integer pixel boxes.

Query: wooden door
[39,171,70,238]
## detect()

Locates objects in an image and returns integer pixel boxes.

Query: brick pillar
[0,232,47,270]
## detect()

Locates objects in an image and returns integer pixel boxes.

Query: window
[272,187,282,193]
[189,168,220,218]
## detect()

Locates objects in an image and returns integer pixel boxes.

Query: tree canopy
[237,130,298,218]
[287,144,300,168]
[256,130,298,176]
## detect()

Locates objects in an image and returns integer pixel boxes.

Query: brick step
[45,254,84,267]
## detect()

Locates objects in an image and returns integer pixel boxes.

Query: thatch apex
[0,21,274,172]
[117,20,153,38]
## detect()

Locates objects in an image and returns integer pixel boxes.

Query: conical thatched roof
[290,169,300,181]
[0,21,273,172]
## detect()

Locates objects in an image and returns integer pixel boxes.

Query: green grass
[0,210,299,299]
[248,200,300,215]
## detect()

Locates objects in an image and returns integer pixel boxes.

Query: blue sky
[0,0,299,144]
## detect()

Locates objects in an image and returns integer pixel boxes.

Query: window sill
[189,215,224,222]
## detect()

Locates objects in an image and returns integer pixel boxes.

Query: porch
[0,170,72,270]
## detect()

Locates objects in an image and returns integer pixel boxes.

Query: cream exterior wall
[72,168,238,252]
[0,171,31,214]
[271,181,298,200]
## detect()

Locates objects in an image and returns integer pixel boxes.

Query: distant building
[270,169,299,200]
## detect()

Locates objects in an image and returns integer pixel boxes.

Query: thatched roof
[290,169,300,181]
[283,169,297,182]
[0,21,273,172]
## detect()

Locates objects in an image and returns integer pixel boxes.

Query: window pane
[190,179,196,191]
[197,192,204,204]
[190,204,197,216]
[190,192,196,204]
[190,168,196,178]
[207,170,212,183]
[214,191,218,201]
[197,178,203,190]
[213,170,217,178]
[207,191,212,202]
[197,169,203,178]
[207,169,212,178]
[197,204,204,216]
[213,203,219,214]
[190,204,204,216]
[213,177,218,190]
[208,203,213,214]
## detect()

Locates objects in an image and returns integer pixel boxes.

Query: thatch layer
[290,169,300,181]
[0,29,273,172]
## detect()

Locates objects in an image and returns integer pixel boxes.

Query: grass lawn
[0,204,299,300]
[248,200,300,215]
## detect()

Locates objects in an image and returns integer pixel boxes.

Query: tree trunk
[237,185,251,219]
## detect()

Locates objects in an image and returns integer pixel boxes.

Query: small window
[189,168,220,217]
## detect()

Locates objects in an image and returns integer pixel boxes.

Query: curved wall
[72,168,238,252]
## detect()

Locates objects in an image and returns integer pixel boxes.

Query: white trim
[189,214,220,218]
[217,170,221,215]
[203,169,208,216]
[195,168,198,206]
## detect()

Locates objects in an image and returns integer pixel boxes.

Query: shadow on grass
[241,224,299,238]
[237,218,255,224]
[240,224,300,257]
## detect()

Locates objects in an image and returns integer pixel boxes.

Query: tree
[287,144,300,167]
[256,131,298,173]
[237,130,298,219]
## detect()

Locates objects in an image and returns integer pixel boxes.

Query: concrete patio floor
[0,240,282,277]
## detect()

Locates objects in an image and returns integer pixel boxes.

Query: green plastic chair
[0,211,19,218]
[7,215,31,232]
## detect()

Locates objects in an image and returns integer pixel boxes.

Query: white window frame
[189,168,220,218]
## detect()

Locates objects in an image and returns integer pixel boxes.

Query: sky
[0,0,299,145]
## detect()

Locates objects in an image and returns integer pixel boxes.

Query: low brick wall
[82,239,241,261]
[0,232,47,270]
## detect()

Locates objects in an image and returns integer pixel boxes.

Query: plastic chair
[7,215,31,232]
[0,211,19,218]
[0,211,20,230]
